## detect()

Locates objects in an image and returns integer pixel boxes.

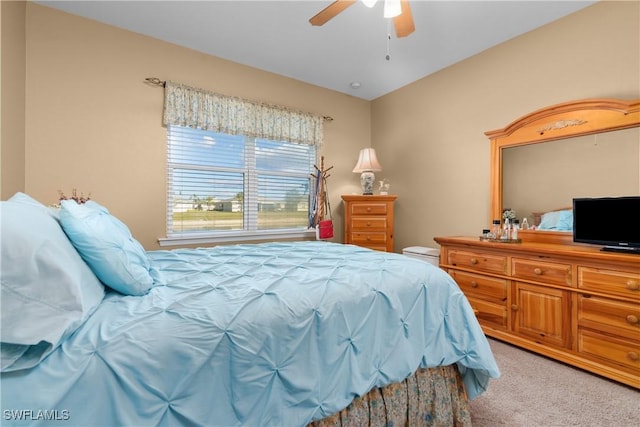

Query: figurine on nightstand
[378,179,390,195]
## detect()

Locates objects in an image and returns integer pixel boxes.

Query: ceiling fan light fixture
[309,0,414,38]
[361,0,377,8]
[383,0,402,18]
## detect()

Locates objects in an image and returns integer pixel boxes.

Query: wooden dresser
[342,195,397,252]
[434,236,640,388]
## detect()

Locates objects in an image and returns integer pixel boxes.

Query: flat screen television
[572,196,640,254]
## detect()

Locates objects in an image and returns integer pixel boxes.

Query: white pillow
[1,193,105,372]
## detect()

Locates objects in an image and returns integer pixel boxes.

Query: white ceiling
[36,0,596,100]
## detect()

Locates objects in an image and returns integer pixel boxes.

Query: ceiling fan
[309,0,415,38]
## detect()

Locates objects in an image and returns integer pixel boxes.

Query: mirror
[503,127,640,228]
[486,98,640,244]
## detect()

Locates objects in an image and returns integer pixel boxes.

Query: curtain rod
[144,77,334,122]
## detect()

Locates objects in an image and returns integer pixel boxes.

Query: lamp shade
[352,148,382,173]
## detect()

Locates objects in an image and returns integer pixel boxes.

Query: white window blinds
[167,126,316,238]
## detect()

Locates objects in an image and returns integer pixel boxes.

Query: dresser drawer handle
[470,258,478,265]
[626,314,639,325]
[366,207,372,212]
[628,352,639,362]
[533,268,543,275]
[626,280,639,291]
[470,281,478,288]
[511,304,519,311]
[366,221,371,226]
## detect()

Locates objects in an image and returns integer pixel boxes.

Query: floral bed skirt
[309,365,471,427]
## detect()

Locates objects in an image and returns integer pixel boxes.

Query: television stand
[601,245,640,254]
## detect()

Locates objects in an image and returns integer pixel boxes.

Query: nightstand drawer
[350,232,387,245]
[578,267,640,300]
[447,250,507,275]
[512,258,572,287]
[578,329,640,373]
[351,203,388,215]
[351,217,387,231]
[449,270,507,304]
[578,295,640,340]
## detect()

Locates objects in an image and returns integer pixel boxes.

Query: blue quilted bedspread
[1,241,499,426]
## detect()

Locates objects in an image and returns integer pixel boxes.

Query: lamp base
[360,171,376,195]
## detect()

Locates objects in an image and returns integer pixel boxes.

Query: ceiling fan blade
[309,0,357,26]
[394,0,415,37]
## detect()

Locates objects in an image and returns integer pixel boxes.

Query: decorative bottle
[502,218,510,240]
[512,219,520,240]
[521,217,529,230]
[491,219,502,239]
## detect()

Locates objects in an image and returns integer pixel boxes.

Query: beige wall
[1,0,26,198]
[18,3,370,249]
[371,1,640,252]
[4,1,639,253]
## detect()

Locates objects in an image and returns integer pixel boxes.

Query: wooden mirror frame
[485,98,640,244]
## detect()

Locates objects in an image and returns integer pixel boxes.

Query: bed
[1,193,499,426]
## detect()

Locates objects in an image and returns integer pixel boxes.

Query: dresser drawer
[351,217,387,231]
[350,203,388,215]
[578,295,640,340]
[447,250,507,274]
[578,267,640,300]
[449,270,507,304]
[578,328,640,373]
[512,258,572,287]
[467,297,508,329]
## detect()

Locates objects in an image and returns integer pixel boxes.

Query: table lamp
[352,148,382,195]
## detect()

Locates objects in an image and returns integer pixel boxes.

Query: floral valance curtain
[163,81,324,146]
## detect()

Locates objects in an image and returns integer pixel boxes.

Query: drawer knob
[533,268,543,275]
[511,304,519,311]
[626,280,639,291]
[470,258,478,265]
[626,314,639,325]
[628,352,639,361]
[366,207,372,212]
[470,281,479,288]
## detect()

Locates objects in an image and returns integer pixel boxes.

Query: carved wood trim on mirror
[485,98,640,245]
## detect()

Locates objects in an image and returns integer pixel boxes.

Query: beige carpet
[470,338,640,427]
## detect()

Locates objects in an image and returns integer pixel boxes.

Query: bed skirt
[309,365,471,427]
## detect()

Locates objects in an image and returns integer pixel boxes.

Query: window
[164,125,317,244]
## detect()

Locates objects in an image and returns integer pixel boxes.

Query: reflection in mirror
[502,127,640,230]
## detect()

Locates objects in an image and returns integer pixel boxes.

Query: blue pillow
[1,193,105,372]
[538,209,573,231]
[59,200,154,296]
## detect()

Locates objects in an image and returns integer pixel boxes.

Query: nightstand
[341,195,397,252]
